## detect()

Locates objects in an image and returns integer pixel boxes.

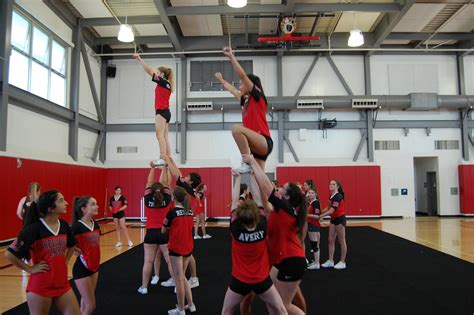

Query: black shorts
[330,215,347,227]
[112,210,125,219]
[229,276,273,296]
[73,259,96,280]
[252,135,273,162]
[169,250,192,257]
[144,228,169,245]
[156,108,171,123]
[274,257,306,282]
[308,223,321,232]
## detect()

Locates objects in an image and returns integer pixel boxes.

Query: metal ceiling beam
[166,3,401,16]
[295,54,320,97]
[388,32,474,41]
[80,15,162,27]
[368,0,415,56]
[95,36,172,45]
[153,0,183,52]
[326,54,354,96]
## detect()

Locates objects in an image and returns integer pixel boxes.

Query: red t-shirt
[144,187,172,229]
[230,210,270,283]
[241,84,271,138]
[307,199,321,227]
[267,190,305,265]
[71,219,101,272]
[109,195,127,214]
[329,192,345,220]
[153,74,171,110]
[163,206,194,255]
[8,219,76,297]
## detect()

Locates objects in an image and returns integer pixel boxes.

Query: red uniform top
[8,219,76,297]
[144,187,173,229]
[109,195,127,214]
[241,84,271,138]
[163,206,194,255]
[307,199,321,227]
[329,192,345,220]
[71,219,101,272]
[153,74,171,110]
[267,190,305,266]
[230,209,270,283]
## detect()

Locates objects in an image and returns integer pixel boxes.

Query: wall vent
[117,146,138,153]
[375,140,400,150]
[187,101,213,111]
[296,99,324,109]
[352,98,378,108]
[435,140,459,150]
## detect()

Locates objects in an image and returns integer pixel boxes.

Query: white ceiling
[334,12,381,32]
[70,0,112,18]
[439,4,474,32]
[170,0,223,36]
[134,24,168,36]
[393,4,446,32]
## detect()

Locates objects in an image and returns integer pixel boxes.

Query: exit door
[426,172,438,216]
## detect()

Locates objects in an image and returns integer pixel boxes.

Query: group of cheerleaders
[5,47,348,315]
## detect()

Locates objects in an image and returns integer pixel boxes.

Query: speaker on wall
[106,65,116,78]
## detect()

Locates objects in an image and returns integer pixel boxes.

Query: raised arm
[146,161,156,188]
[215,72,241,100]
[133,53,156,77]
[242,154,273,198]
[231,171,242,210]
[159,166,172,188]
[249,174,263,208]
[223,47,254,95]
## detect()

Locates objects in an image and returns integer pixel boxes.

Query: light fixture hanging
[117,0,134,42]
[227,0,247,8]
[347,12,364,47]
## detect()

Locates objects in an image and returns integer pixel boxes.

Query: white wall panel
[464,55,474,95]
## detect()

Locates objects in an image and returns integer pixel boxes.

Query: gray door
[426,172,438,216]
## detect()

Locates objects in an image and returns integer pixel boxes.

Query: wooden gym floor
[0,217,473,313]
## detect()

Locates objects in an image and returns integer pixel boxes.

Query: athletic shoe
[193,235,202,240]
[128,240,134,247]
[233,162,252,174]
[137,287,148,295]
[321,260,334,268]
[202,234,212,239]
[153,159,167,167]
[189,277,199,288]
[115,242,122,247]
[307,262,320,270]
[334,261,346,270]
[161,277,176,287]
[151,275,159,285]
[185,304,197,313]
[168,308,185,315]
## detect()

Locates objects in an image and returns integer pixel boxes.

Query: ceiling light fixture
[227,0,247,8]
[117,0,134,42]
[348,12,364,47]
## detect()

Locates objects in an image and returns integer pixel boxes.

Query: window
[435,140,459,150]
[9,9,68,107]
[190,60,253,92]
[375,140,400,150]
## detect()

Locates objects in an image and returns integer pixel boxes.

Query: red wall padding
[458,165,474,214]
[0,156,107,242]
[276,166,382,216]
[106,167,232,218]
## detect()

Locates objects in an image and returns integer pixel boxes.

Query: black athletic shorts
[73,259,96,280]
[169,250,192,257]
[330,215,347,227]
[229,276,273,296]
[252,135,274,161]
[274,257,307,282]
[112,210,125,219]
[156,108,171,123]
[308,223,321,232]
[144,228,169,245]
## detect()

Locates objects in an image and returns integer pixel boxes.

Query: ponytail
[287,183,308,240]
[150,182,164,206]
[333,180,345,199]
[22,201,40,229]
[72,196,92,224]
[173,187,191,212]
[158,66,174,92]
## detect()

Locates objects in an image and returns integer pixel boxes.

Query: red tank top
[241,84,271,138]
[153,74,171,110]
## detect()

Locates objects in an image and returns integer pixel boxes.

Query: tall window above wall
[9,9,68,107]
[190,60,253,92]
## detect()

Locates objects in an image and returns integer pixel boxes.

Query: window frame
[10,7,69,107]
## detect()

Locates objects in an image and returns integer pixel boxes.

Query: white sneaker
[115,242,122,247]
[193,235,202,240]
[189,277,199,289]
[321,260,334,268]
[128,240,134,247]
[185,304,197,313]
[151,275,159,285]
[137,287,148,295]
[334,261,346,270]
[168,307,185,315]
[161,277,175,287]
[307,262,320,270]
[152,159,167,167]
[202,234,212,239]
[233,162,252,174]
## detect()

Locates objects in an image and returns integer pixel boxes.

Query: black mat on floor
[5,227,474,315]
